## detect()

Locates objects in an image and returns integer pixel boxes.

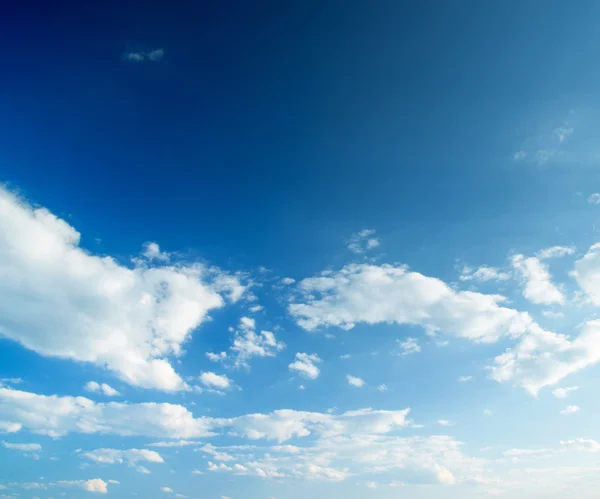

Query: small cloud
[554,127,574,143]
[397,337,421,356]
[588,193,600,205]
[205,352,227,363]
[248,305,263,313]
[552,386,578,399]
[376,384,388,392]
[346,375,365,387]
[347,229,380,255]
[141,242,169,262]
[123,49,164,62]
[457,375,473,383]
[437,419,454,426]
[288,353,321,380]
[281,277,295,285]
[560,405,580,415]
[513,151,527,161]
[542,310,565,320]
[536,246,575,260]
[199,372,232,390]
[365,482,378,489]
[483,409,493,417]
[84,381,119,397]
[339,354,352,359]
[160,487,173,493]
[459,265,510,282]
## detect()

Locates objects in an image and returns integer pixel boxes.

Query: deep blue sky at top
[2,0,600,278]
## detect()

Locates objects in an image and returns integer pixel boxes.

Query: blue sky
[3,1,600,498]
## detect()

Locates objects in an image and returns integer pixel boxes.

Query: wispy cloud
[123,48,164,62]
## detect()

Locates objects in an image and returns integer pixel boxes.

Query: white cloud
[2,441,41,451]
[141,242,169,262]
[572,243,600,304]
[148,440,202,448]
[82,448,164,472]
[0,187,243,391]
[512,254,565,305]
[288,353,321,380]
[347,229,380,255]
[398,337,421,356]
[489,320,600,395]
[281,277,296,285]
[84,382,119,397]
[554,127,574,143]
[57,479,109,494]
[123,49,164,62]
[542,310,565,320]
[552,386,578,399]
[560,438,600,452]
[206,352,227,362]
[248,305,263,313]
[560,405,580,415]
[437,420,454,427]
[459,266,510,282]
[376,384,388,392]
[457,376,473,383]
[199,372,232,390]
[346,375,365,388]
[289,263,535,343]
[587,193,600,205]
[536,246,575,260]
[227,317,285,368]
[483,409,493,417]
[160,487,173,493]
[502,448,550,457]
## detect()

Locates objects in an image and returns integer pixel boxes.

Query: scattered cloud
[199,372,232,390]
[560,405,580,415]
[552,386,578,399]
[536,246,576,260]
[123,48,164,62]
[587,193,600,205]
[82,448,164,473]
[457,376,473,383]
[397,337,421,356]
[347,229,380,255]
[346,375,365,388]
[459,266,510,282]
[376,384,388,392]
[2,441,41,452]
[160,487,173,493]
[437,420,454,426]
[84,382,119,397]
[288,353,322,380]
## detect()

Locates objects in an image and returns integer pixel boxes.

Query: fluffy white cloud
[199,372,232,390]
[82,448,164,472]
[572,243,600,304]
[347,229,380,255]
[489,321,600,395]
[0,187,245,391]
[346,375,365,388]
[398,337,421,355]
[512,254,565,305]
[0,420,21,433]
[84,382,119,397]
[58,479,109,494]
[560,405,580,415]
[289,263,534,343]
[211,317,285,368]
[459,266,510,282]
[552,386,578,399]
[160,487,173,493]
[141,242,169,262]
[288,353,321,379]
[2,441,40,451]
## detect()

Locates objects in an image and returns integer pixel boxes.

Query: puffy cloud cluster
[81,448,164,473]
[512,254,565,305]
[0,187,244,391]
[288,353,322,379]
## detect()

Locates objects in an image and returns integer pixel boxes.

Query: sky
[3,1,600,498]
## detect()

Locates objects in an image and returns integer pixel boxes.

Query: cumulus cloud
[398,337,421,355]
[84,382,119,397]
[347,229,380,255]
[210,317,284,368]
[346,375,365,388]
[489,320,600,395]
[58,479,109,494]
[288,353,322,379]
[512,254,565,305]
[289,263,534,343]
[0,186,244,391]
[160,486,173,493]
[199,372,232,390]
[459,266,510,282]
[82,448,164,472]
